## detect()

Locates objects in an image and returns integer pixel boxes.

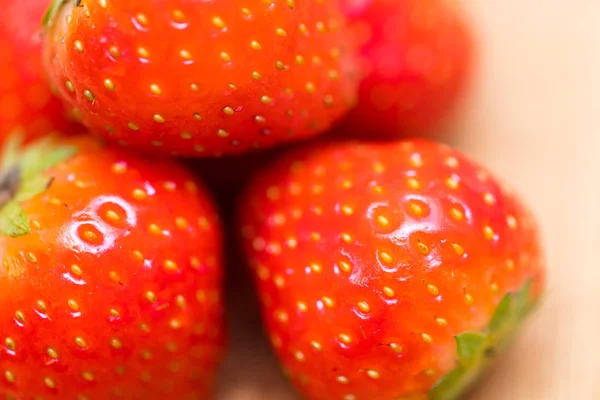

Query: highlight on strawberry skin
[237,139,545,400]
[0,133,226,399]
[0,0,553,398]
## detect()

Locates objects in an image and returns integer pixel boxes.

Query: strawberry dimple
[0,137,225,399]
[44,0,359,157]
[238,139,545,399]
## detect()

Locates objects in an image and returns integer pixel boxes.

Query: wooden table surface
[216,1,600,399]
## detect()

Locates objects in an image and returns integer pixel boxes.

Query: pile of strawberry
[0,0,545,399]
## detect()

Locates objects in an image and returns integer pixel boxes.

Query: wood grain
[216,1,600,399]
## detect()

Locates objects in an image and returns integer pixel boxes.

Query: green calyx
[0,132,77,237]
[428,280,538,400]
[43,0,82,28]
[42,0,67,28]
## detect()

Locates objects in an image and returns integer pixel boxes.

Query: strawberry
[42,0,359,157]
[334,0,474,139]
[0,0,77,142]
[237,139,545,399]
[0,134,225,399]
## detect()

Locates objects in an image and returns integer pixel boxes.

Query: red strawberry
[335,0,474,139]
[0,0,77,142]
[0,134,225,399]
[42,0,359,157]
[237,139,545,399]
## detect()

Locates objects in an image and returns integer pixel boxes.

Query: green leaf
[515,279,533,320]
[0,201,30,237]
[14,175,54,203]
[428,366,468,400]
[0,132,78,238]
[18,138,77,181]
[455,332,487,365]
[428,334,488,400]
[1,132,24,170]
[428,279,540,400]
[43,0,67,28]
[488,292,514,334]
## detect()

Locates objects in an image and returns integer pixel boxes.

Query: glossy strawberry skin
[237,139,545,399]
[335,0,474,139]
[0,0,77,142]
[43,0,359,157]
[0,137,225,399]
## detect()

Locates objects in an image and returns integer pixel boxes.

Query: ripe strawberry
[42,0,359,157]
[237,139,545,399]
[335,0,474,139]
[0,0,77,142]
[0,134,225,399]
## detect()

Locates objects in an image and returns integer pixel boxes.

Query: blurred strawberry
[335,0,474,139]
[0,0,77,143]
[0,134,225,399]
[237,139,545,399]
[43,0,359,157]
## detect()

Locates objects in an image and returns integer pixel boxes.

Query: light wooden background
[216,1,600,399]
